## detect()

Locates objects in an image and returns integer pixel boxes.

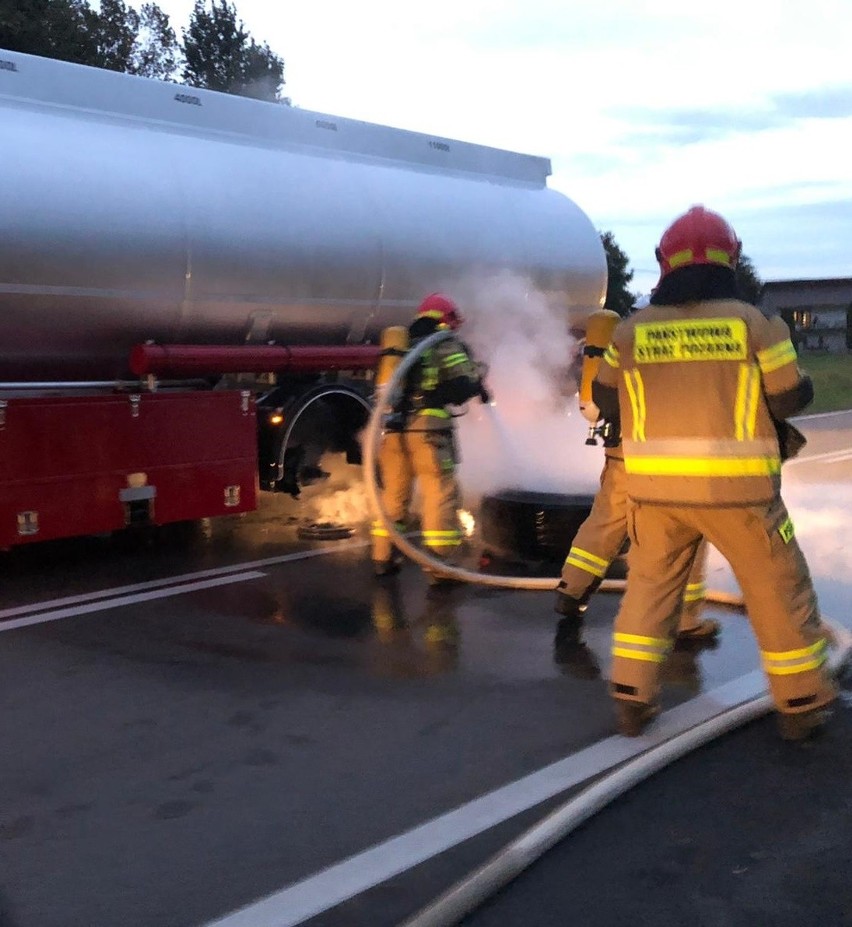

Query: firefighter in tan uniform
[371,293,489,582]
[594,205,837,741]
[555,309,717,654]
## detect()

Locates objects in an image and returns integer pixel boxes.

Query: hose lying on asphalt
[397,618,852,927]
[364,328,743,606]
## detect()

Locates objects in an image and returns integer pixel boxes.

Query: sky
[157,0,852,296]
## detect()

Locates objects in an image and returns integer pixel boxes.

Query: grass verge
[798,352,852,414]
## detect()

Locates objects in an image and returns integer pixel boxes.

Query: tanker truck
[0,48,607,549]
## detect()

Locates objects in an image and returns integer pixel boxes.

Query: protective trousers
[371,428,462,565]
[559,456,708,630]
[610,498,837,716]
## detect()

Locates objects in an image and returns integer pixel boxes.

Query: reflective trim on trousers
[423,530,461,549]
[612,631,671,664]
[371,520,406,538]
[762,638,828,676]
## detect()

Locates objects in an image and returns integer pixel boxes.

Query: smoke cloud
[452,272,604,505]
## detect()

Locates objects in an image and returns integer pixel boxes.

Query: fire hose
[364,329,852,927]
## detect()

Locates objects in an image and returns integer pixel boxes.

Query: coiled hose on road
[364,328,852,927]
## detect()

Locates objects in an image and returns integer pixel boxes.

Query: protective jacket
[394,316,485,430]
[594,300,812,506]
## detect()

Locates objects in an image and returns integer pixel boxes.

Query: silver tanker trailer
[0,48,606,548]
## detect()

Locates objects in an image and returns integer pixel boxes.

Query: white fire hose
[365,329,852,927]
[398,617,851,927]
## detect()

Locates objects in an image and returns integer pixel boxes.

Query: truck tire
[479,489,627,575]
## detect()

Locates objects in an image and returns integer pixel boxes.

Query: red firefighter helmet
[416,292,464,330]
[655,205,741,281]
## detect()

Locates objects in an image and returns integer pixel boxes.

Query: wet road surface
[0,412,850,927]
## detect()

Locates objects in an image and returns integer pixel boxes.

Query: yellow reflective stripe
[668,248,694,269]
[705,247,734,266]
[625,456,781,477]
[613,630,671,663]
[758,339,794,363]
[667,247,733,268]
[565,555,607,579]
[370,520,406,537]
[762,639,826,661]
[568,547,609,569]
[612,647,667,663]
[764,655,827,675]
[762,638,827,675]
[757,339,797,374]
[419,409,451,418]
[778,517,795,543]
[603,344,620,368]
[623,369,646,441]
[443,353,468,368]
[683,582,706,602]
[734,363,760,440]
[423,529,461,548]
[614,632,669,647]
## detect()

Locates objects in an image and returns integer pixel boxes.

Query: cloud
[609,84,852,148]
[772,85,852,119]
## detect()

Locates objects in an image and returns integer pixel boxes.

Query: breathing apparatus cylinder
[376,326,410,389]
[579,309,621,425]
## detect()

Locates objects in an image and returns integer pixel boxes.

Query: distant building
[760,278,852,353]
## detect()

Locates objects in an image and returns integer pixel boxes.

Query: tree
[0,0,99,65]
[182,0,287,103]
[600,231,636,317]
[0,0,177,78]
[735,253,763,306]
[93,0,178,79]
[131,3,178,79]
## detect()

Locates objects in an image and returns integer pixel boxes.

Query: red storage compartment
[0,390,258,548]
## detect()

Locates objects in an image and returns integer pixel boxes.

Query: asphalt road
[0,411,850,927]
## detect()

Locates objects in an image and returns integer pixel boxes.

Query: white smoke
[704,475,852,617]
[451,272,604,504]
[300,454,372,525]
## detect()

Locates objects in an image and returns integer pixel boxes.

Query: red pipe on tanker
[129,343,383,377]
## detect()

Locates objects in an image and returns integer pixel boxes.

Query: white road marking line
[202,671,769,927]
[0,540,369,620]
[0,571,266,632]
[786,447,852,466]
[793,410,852,421]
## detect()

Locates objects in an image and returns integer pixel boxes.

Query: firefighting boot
[675,618,721,647]
[373,553,404,578]
[776,707,832,743]
[615,700,661,737]
[553,638,601,680]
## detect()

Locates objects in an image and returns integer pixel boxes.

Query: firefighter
[554,309,719,655]
[371,293,489,582]
[594,205,837,741]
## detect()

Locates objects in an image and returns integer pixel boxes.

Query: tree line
[0,0,288,101]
